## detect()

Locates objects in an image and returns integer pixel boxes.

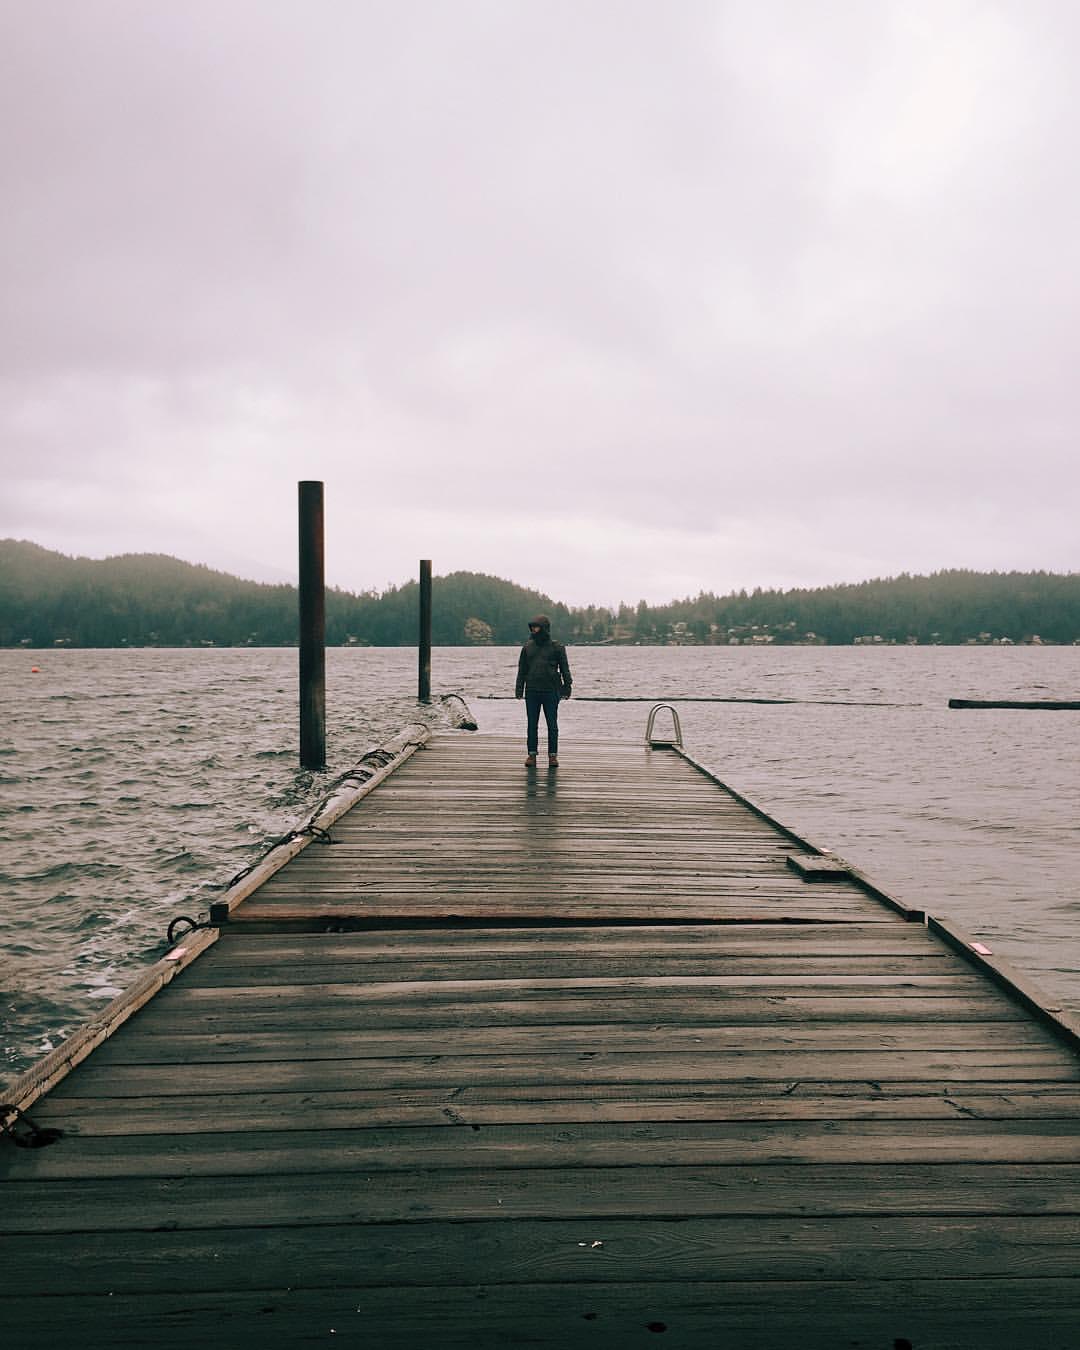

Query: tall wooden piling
[418,558,432,703]
[298,480,326,769]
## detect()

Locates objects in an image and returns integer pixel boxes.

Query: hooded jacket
[515,615,572,697]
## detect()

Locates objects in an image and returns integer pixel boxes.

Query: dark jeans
[525,690,561,754]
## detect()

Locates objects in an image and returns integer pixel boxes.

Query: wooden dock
[4,729,1080,1348]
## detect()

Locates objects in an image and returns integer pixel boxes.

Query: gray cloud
[2,0,1078,604]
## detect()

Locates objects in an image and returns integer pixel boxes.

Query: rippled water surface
[2,645,1078,1078]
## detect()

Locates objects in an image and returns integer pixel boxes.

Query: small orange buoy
[31,666,40,673]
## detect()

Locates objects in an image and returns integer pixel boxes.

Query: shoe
[524,754,537,767]
[548,755,559,767]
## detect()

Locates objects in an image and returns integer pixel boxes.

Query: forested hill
[0,540,568,648]
[2,539,1079,646]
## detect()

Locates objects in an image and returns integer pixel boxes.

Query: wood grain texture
[229,732,894,926]
[4,729,1080,1346]
[6,1280,1080,1350]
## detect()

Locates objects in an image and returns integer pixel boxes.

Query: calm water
[2,645,1078,1079]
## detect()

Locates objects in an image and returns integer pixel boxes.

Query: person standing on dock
[515,614,572,767]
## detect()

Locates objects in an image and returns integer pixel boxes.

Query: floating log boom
[949,697,1080,710]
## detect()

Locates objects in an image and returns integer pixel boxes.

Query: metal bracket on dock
[1,1103,63,1149]
[645,702,683,748]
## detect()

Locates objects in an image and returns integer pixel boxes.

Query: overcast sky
[2,1,1077,605]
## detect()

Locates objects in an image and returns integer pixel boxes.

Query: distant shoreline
[3,638,1076,651]
[4,540,1079,648]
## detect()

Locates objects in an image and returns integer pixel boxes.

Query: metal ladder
[645,702,683,748]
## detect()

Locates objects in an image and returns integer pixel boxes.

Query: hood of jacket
[529,615,551,641]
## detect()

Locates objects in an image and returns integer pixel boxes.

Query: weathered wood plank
[227,903,898,923]
[6,1279,1080,1350]
[129,970,997,996]
[129,992,1026,1029]
[10,1119,1080,1184]
[172,952,968,982]
[191,922,938,960]
[88,1022,1056,1064]
[7,1214,1080,1296]
[33,1047,1078,1102]
[31,1087,1080,1138]
[8,1163,1080,1234]
[124,970,995,1003]
[41,1075,1080,1118]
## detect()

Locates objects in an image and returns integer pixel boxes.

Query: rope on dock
[2,723,435,1120]
[218,748,405,893]
[166,818,341,945]
[207,721,433,925]
[160,726,435,943]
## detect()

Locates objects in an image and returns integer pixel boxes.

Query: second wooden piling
[418,559,432,703]
[298,480,326,769]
